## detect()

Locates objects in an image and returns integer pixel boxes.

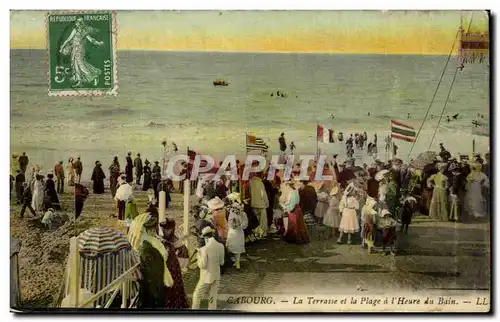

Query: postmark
[46,11,117,96]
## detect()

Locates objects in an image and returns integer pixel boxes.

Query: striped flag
[246,134,268,152]
[317,125,335,143]
[391,119,416,142]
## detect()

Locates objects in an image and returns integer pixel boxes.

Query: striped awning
[391,119,416,142]
[78,228,132,257]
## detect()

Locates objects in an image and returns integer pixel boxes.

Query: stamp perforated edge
[46,10,118,97]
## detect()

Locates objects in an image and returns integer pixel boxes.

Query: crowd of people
[10,136,491,309]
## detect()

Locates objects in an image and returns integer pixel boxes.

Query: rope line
[427,67,460,150]
[406,29,460,159]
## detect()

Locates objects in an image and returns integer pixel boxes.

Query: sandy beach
[9,181,186,308]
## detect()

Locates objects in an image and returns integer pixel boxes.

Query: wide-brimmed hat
[330,184,339,196]
[380,209,391,217]
[375,169,390,181]
[145,159,150,164]
[207,197,225,210]
[159,217,176,230]
[437,162,448,171]
[201,226,215,236]
[142,212,159,228]
[227,192,241,202]
[154,161,159,164]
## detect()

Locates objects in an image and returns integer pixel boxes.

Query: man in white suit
[191,226,225,310]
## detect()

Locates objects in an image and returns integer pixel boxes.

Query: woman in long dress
[67,157,76,187]
[314,183,330,221]
[427,163,449,222]
[337,183,360,245]
[91,161,106,194]
[323,184,341,238]
[59,18,104,87]
[31,174,45,215]
[160,218,189,309]
[281,182,309,244]
[226,193,248,269]
[361,190,378,253]
[109,157,121,197]
[142,160,152,191]
[464,163,489,219]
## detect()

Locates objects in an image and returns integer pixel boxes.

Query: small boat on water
[213,79,229,86]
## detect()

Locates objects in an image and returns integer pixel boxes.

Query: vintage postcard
[10,10,490,313]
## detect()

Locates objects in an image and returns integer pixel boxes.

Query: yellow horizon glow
[10,10,489,55]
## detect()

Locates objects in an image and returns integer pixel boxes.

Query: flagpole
[316,122,319,161]
[242,133,247,199]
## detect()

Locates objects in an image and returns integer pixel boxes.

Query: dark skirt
[382,227,396,246]
[401,209,413,225]
[110,175,118,197]
[117,200,126,220]
[164,243,189,309]
[142,175,152,191]
[93,179,105,194]
[126,167,133,183]
[283,206,310,244]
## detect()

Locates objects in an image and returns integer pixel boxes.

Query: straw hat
[207,197,225,210]
[380,209,391,217]
[330,184,340,197]
[345,182,356,195]
[201,226,215,236]
[227,192,241,202]
[375,169,389,181]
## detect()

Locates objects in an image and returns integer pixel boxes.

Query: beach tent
[59,228,140,308]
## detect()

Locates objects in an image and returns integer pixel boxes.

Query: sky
[10,10,489,54]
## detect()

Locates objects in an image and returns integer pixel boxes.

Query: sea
[10,50,490,176]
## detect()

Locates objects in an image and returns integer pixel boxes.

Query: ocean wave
[86,108,134,118]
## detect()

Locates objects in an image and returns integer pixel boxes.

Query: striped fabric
[76,228,141,307]
[79,248,141,307]
[246,134,268,151]
[391,119,416,142]
[79,228,131,256]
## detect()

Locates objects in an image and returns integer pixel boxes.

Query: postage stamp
[46,11,117,96]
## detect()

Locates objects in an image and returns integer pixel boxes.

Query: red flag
[317,125,324,141]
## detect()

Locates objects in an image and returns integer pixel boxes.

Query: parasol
[410,151,437,170]
[76,228,140,307]
[115,183,134,202]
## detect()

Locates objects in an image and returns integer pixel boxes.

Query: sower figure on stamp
[192,226,225,310]
[54,160,65,194]
[134,153,143,185]
[59,17,104,87]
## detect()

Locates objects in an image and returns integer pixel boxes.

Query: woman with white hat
[427,162,450,222]
[322,183,341,238]
[207,196,228,241]
[225,192,248,269]
[337,182,360,245]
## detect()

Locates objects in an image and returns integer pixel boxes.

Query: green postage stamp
[46,11,117,96]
